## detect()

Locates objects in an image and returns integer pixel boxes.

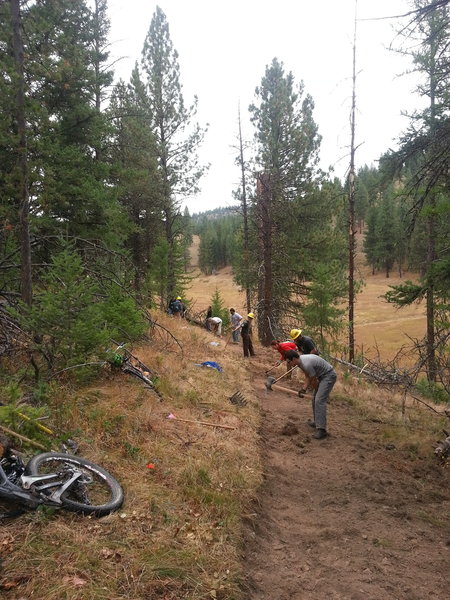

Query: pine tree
[109,66,163,294]
[249,58,323,344]
[386,0,450,382]
[141,6,206,301]
[301,263,346,352]
[363,206,379,275]
[210,288,230,329]
[375,193,397,278]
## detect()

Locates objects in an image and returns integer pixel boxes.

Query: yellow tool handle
[17,411,54,435]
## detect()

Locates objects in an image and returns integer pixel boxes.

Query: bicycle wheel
[122,363,153,386]
[25,453,124,516]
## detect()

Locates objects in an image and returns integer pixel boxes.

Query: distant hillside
[190,205,240,227]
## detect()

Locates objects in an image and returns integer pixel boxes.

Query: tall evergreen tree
[386,0,450,382]
[141,6,206,302]
[248,58,344,344]
[109,66,163,294]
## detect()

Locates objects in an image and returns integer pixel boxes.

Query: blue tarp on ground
[194,361,224,372]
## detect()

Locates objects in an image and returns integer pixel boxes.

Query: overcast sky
[107,0,418,213]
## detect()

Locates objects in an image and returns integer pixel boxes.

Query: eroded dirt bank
[242,363,449,600]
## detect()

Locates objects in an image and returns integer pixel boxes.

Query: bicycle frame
[0,460,82,509]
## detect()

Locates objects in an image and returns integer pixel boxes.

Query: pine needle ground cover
[0,316,261,600]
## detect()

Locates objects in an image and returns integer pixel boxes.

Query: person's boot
[312,428,327,439]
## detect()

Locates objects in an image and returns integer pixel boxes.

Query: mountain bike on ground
[107,342,163,400]
[0,435,124,519]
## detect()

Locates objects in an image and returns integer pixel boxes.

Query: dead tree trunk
[347,2,358,364]
[11,0,32,306]
[238,107,252,314]
[256,173,273,346]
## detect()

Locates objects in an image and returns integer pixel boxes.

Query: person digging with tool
[229,308,243,343]
[241,313,255,357]
[289,329,319,355]
[284,350,337,440]
[270,340,297,376]
[172,296,183,319]
[207,316,223,336]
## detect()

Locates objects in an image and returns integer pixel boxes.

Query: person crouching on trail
[270,340,297,377]
[207,316,222,336]
[241,313,255,357]
[289,329,319,355]
[172,297,183,319]
[284,350,337,440]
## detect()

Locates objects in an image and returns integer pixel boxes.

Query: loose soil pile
[242,360,449,600]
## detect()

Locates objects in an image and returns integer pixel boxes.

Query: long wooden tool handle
[273,384,298,396]
[170,417,235,430]
[271,384,313,397]
[273,365,298,384]
[0,423,49,450]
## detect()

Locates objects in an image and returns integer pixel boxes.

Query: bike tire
[25,453,124,517]
[122,363,153,386]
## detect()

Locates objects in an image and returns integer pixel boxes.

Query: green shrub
[10,249,145,375]
[415,378,450,404]
[210,288,230,329]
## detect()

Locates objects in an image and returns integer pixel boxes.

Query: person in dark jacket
[241,313,255,357]
[167,298,176,315]
[205,306,213,329]
[172,296,183,318]
[285,350,336,440]
[289,329,319,354]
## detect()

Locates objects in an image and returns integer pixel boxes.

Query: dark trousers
[242,333,255,357]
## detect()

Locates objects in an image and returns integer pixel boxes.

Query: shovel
[265,365,298,390]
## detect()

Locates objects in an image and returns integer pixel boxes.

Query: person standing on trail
[241,313,255,357]
[285,350,336,440]
[289,329,319,355]
[229,308,243,343]
[207,316,222,336]
[270,340,298,375]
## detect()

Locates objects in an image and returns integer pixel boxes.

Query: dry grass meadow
[187,235,426,361]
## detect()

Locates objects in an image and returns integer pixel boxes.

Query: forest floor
[239,351,449,599]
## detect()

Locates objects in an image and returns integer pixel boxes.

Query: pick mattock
[265,365,298,390]
[265,362,281,375]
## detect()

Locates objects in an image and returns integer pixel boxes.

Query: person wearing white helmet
[289,329,319,355]
[241,313,255,357]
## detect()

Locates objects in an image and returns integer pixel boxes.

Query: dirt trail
[242,361,449,600]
